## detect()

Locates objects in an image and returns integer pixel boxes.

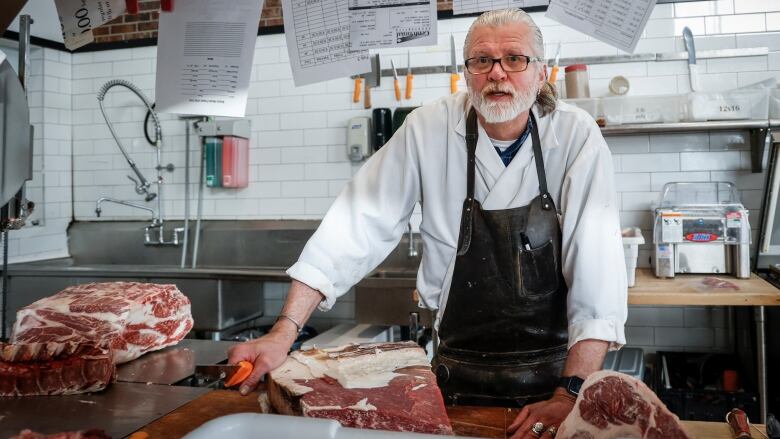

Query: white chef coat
[287,91,628,350]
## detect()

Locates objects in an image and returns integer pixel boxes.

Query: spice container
[565,64,590,99]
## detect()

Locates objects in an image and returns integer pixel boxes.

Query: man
[229,8,627,438]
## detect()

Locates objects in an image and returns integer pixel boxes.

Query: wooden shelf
[628,268,780,306]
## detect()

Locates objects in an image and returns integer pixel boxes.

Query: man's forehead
[467,26,533,54]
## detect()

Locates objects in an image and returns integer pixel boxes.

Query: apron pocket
[518,239,559,297]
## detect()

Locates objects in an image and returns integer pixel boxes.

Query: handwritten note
[154,0,263,117]
[545,0,656,53]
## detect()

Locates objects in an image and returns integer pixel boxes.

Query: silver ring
[531,422,545,435]
[547,426,558,437]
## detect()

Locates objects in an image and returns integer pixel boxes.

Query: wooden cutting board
[138,389,767,439]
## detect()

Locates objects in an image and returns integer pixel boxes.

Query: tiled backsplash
[3,0,780,352]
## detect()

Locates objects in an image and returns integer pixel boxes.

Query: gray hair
[463,8,557,116]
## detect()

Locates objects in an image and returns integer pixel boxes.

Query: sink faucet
[407,222,418,258]
[95,197,183,246]
[95,79,180,247]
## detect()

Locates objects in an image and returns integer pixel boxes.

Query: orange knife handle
[450,73,459,94]
[405,74,413,99]
[353,77,362,103]
[548,66,559,84]
[394,79,401,101]
[364,81,372,109]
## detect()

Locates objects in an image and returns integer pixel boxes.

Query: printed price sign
[54,0,125,50]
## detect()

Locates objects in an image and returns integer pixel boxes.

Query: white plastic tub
[687,88,769,121]
[622,227,645,288]
[602,95,683,125]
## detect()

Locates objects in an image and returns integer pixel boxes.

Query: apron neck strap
[464,108,553,211]
[528,111,552,210]
[465,108,478,202]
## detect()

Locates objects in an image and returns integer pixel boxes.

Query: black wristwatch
[558,375,585,397]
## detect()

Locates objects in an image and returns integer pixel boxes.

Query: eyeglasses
[464,55,543,74]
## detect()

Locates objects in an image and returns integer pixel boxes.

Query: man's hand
[507,388,576,438]
[227,325,297,395]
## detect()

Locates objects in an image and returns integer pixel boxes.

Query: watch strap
[558,375,585,397]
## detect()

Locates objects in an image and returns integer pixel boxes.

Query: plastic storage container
[565,64,590,99]
[563,98,601,122]
[602,347,644,379]
[622,227,645,287]
[602,95,683,125]
[687,88,769,121]
[770,88,780,119]
[654,351,758,422]
[221,136,249,188]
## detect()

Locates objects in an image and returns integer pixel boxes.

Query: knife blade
[682,27,699,92]
[193,364,242,387]
[450,35,459,94]
[364,54,381,109]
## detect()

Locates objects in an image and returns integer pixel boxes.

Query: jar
[565,64,590,99]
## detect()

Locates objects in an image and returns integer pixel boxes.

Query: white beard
[468,80,539,123]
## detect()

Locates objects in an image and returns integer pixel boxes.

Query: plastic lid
[565,64,588,72]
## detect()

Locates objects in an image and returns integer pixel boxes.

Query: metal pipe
[192,133,206,268]
[181,121,191,268]
[95,197,157,222]
[17,15,32,98]
[756,306,768,423]
[96,79,160,202]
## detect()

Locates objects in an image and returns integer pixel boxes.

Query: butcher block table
[138,389,767,438]
[628,268,780,423]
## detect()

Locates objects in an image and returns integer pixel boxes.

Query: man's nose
[487,60,507,81]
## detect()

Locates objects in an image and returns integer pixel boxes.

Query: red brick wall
[94,0,455,43]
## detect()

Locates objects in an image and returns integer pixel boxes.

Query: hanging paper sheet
[54,0,125,50]
[282,0,371,86]
[154,0,263,117]
[348,0,438,50]
[452,0,548,16]
[545,0,656,53]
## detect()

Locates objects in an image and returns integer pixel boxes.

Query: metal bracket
[751,127,770,173]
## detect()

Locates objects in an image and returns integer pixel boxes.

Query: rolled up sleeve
[560,121,628,351]
[286,114,423,312]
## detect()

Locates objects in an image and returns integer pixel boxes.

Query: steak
[10,429,111,439]
[12,282,193,364]
[0,342,114,396]
[267,341,452,435]
[557,370,692,439]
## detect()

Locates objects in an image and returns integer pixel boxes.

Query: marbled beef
[267,341,452,435]
[11,282,193,364]
[0,342,114,396]
[558,370,692,439]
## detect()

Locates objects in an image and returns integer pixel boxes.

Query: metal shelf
[366,47,770,78]
[602,119,778,173]
[601,119,778,136]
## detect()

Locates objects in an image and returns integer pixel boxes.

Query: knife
[364,54,381,109]
[405,50,413,100]
[391,59,401,101]
[193,363,249,389]
[682,27,699,92]
[450,35,459,94]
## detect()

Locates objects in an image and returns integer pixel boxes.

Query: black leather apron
[433,108,569,407]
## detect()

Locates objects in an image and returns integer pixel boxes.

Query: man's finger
[507,407,530,433]
[514,417,543,439]
[239,360,266,395]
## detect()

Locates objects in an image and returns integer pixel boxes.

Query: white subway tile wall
[0,47,73,264]
[4,1,780,351]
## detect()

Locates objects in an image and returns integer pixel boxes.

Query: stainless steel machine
[1,15,35,341]
[653,181,751,278]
